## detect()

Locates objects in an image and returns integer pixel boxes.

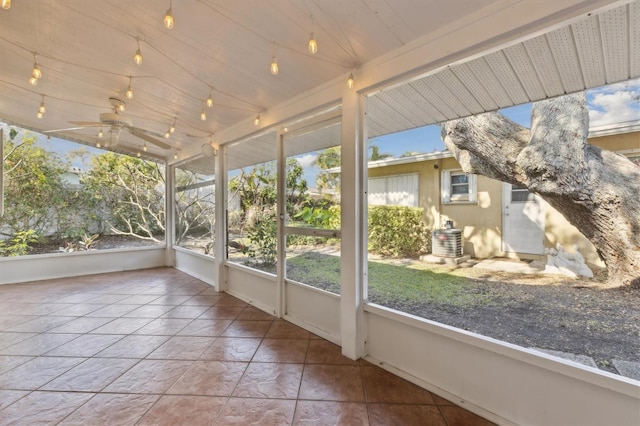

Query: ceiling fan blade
[69,121,104,127]
[128,128,171,150]
[43,126,87,133]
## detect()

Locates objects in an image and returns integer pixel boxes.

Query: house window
[368,173,418,207]
[511,184,534,202]
[441,170,477,203]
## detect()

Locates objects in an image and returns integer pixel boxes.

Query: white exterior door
[502,183,545,255]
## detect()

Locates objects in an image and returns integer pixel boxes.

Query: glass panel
[226,132,277,274]
[175,158,215,255]
[451,184,469,195]
[1,125,165,257]
[283,119,341,293]
[451,174,468,184]
[286,235,340,293]
[511,189,531,202]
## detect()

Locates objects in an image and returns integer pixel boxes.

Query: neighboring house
[368,125,640,267]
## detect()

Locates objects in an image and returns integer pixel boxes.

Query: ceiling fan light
[308,33,318,54]
[270,56,279,75]
[29,76,38,86]
[134,48,143,65]
[164,8,174,29]
[2,0,11,10]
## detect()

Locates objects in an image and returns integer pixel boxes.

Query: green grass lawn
[286,251,492,307]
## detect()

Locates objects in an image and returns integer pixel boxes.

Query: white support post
[215,145,227,292]
[276,130,286,318]
[165,163,176,267]
[340,84,366,360]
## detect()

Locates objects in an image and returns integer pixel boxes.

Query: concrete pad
[531,348,598,368]
[421,254,470,265]
[473,259,544,274]
[612,359,640,381]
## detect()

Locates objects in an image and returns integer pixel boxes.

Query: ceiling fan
[45,97,171,150]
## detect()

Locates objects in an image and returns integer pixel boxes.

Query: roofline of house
[588,120,640,138]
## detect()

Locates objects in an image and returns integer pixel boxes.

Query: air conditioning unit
[432,229,463,257]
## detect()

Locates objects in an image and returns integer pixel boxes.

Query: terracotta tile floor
[0,267,495,425]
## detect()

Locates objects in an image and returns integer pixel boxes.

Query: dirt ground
[384,264,640,374]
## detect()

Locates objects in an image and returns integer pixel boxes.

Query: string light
[270,56,279,75]
[347,72,354,89]
[96,141,102,148]
[143,142,148,152]
[134,37,143,65]
[38,96,46,114]
[98,128,103,138]
[308,15,318,54]
[206,88,214,108]
[126,76,134,100]
[30,53,42,86]
[137,151,141,157]
[2,0,11,9]
[174,152,179,160]
[164,128,170,138]
[164,0,174,29]
[36,95,45,119]
[200,108,207,121]
[254,114,260,126]
[169,118,176,134]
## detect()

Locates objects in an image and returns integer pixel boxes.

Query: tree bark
[442,92,640,287]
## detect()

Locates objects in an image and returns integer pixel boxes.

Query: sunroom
[1,1,639,424]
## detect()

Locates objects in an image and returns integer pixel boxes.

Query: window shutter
[468,174,477,203]
[441,170,451,203]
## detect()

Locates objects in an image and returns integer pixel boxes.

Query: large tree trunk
[441,92,640,288]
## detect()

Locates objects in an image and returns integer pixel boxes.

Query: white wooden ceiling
[0,0,497,159]
[0,1,637,162]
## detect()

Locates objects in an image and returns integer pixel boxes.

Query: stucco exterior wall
[367,131,638,263]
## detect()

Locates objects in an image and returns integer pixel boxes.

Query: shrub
[368,206,429,258]
[242,207,277,267]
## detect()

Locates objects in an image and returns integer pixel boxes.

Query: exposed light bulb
[174,152,179,160]
[347,73,354,89]
[254,114,260,126]
[143,143,148,152]
[206,94,214,108]
[32,64,42,79]
[164,1,174,30]
[117,103,125,112]
[2,0,11,10]
[98,129,103,138]
[164,129,170,138]
[134,48,143,65]
[308,33,318,54]
[38,102,46,114]
[200,109,207,121]
[36,111,43,119]
[270,56,279,75]
[29,76,38,86]
[169,120,176,134]
[96,141,102,148]
[137,151,141,157]
[126,76,134,100]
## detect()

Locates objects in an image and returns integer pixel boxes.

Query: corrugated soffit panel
[284,122,341,158]
[178,155,215,176]
[367,2,639,139]
[227,131,277,171]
